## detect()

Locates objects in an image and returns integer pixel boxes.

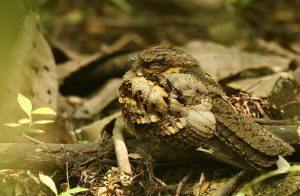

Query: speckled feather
[119,46,294,170]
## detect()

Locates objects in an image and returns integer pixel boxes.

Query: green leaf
[17,93,32,116]
[18,118,31,124]
[4,123,21,127]
[39,173,58,196]
[32,120,54,124]
[78,140,89,144]
[32,107,56,115]
[110,0,135,15]
[60,187,89,196]
[24,128,45,136]
[59,192,70,196]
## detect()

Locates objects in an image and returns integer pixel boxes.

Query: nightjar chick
[118,46,294,170]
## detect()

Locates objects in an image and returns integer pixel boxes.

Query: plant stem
[23,133,44,144]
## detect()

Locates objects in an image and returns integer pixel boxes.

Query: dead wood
[0,142,99,171]
[0,123,298,171]
[0,139,193,172]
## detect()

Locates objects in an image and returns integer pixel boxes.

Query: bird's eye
[149,63,163,69]
[148,63,171,73]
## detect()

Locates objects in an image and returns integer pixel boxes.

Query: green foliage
[78,140,89,144]
[24,128,45,136]
[17,93,32,116]
[39,173,88,196]
[32,107,56,115]
[110,0,136,16]
[60,187,89,196]
[4,93,56,138]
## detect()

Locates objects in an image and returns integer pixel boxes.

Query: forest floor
[1,0,300,195]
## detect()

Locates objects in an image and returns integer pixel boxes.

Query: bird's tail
[212,96,294,169]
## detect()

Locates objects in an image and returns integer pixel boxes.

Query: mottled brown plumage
[119,46,294,170]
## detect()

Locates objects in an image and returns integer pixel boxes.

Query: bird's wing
[159,72,294,169]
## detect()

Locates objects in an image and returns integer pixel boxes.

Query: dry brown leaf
[185,41,290,80]
[81,111,121,141]
[227,72,293,97]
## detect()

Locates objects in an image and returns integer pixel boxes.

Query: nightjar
[118,46,294,170]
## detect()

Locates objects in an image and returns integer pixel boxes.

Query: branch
[112,118,133,185]
[0,142,99,171]
[0,123,298,171]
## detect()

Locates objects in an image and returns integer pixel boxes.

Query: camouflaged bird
[118,46,294,170]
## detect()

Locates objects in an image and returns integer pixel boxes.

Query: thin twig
[66,162,70,190]
[194,173,205,196]
[214,170,247,196]
[112,117,133,186]
[176,169,193,196]
[254,102,270,120]
[161,184,194,195]
[253,118,300,125]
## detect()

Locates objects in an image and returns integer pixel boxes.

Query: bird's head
[130,46,198,75]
